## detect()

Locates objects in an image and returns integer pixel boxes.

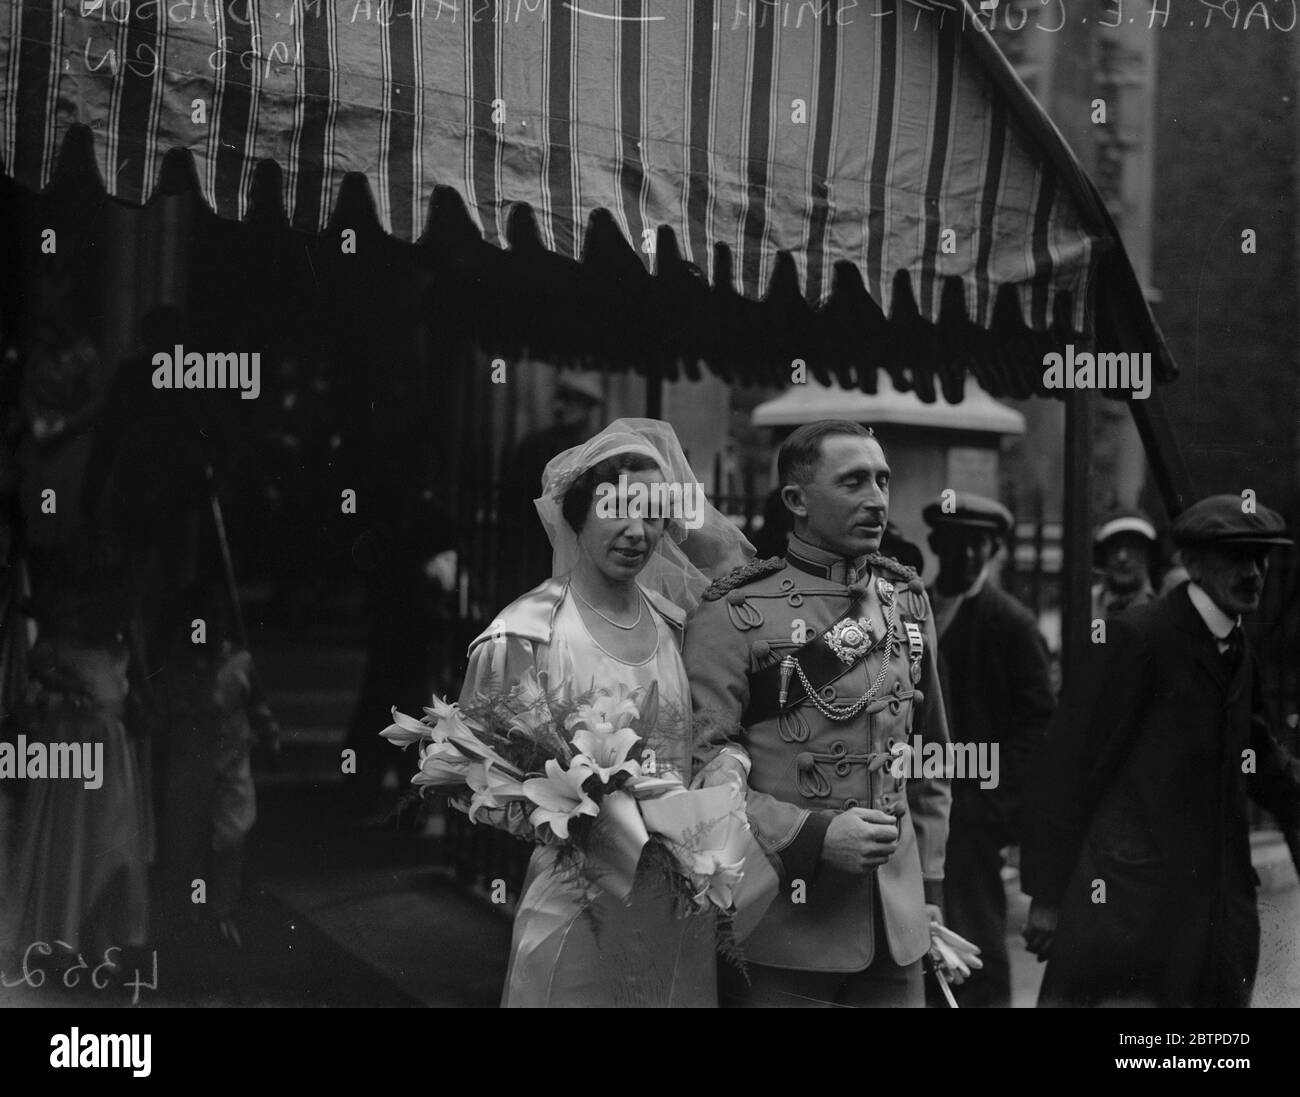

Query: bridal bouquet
[381,669,775,928]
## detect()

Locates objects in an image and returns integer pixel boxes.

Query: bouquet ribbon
[582,776,779,942]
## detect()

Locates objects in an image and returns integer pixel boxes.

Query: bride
[460,418,752,1007]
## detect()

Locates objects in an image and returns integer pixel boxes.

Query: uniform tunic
[686,537,951,975]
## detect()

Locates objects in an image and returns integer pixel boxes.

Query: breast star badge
[825,616,876,666]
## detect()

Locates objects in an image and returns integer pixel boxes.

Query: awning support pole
[1061,390,1094,693]
[1129,389,1192,519]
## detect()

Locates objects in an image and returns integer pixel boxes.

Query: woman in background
[13,584,152,957]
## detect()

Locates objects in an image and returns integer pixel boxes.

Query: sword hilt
[778,655,797,709]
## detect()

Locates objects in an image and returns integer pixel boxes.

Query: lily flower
[465,760,527,822]
[510,666,549,709]
[689,851,746,911]
[380,707,434,747]
[443,732,522,776]
[422,694,484,740]
[566,683,641,737]
[522,758,599,840]
[411,740,473,789]
[505,666,557,735]
[570,724,642,785]
[421,693,459,725]
[508,705,550,737]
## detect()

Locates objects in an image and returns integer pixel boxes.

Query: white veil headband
[534,418,755,615]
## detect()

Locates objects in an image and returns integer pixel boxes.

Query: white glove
[929,922,983,985]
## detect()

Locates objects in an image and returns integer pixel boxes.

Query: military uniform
[686,535,951,1005]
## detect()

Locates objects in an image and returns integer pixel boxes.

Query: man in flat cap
[923,493,1055,1006]
[1022,494,1300,1007]
[686,420,951,1007]
[1091,509,1158,621]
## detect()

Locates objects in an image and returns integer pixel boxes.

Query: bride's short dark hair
[561,452,663,532]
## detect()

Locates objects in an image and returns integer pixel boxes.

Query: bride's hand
[691,752,747,794]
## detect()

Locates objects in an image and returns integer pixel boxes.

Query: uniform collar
[1187,581,1240,641]
[785,535,870,585]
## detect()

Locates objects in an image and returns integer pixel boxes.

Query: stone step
[259,687,360,727]
[279,725,347,746]
[259,658,364,684]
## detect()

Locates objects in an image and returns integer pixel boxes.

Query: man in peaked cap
[1022,494,1300,1007]
[1091,508,1158,621]
[686,420,952,1007]
[922,492,1055,1007]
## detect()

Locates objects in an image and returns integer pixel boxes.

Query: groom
[686,420,951,1007]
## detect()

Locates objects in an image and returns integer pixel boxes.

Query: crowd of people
[466,414,1299,1008]
[3,340,1297,1009]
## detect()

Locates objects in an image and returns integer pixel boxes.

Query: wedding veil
[534,418,754,615]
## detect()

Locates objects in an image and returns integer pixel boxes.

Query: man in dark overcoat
[924,493,1055,1007]
[1021,494,1300,1007]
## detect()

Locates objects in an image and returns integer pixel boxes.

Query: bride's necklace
[572,585,643,630]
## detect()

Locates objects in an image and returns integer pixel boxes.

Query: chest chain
[792,597,898,722]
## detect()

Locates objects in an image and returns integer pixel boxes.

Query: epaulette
[866,551,925,593]
[702,556,787,601]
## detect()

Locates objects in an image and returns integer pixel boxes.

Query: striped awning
[1,0,1171,387]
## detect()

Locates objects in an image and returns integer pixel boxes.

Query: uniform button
[843,798,860,810]
[821,685,836,701]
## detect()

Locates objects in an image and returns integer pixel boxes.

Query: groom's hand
[820,808,898,873]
